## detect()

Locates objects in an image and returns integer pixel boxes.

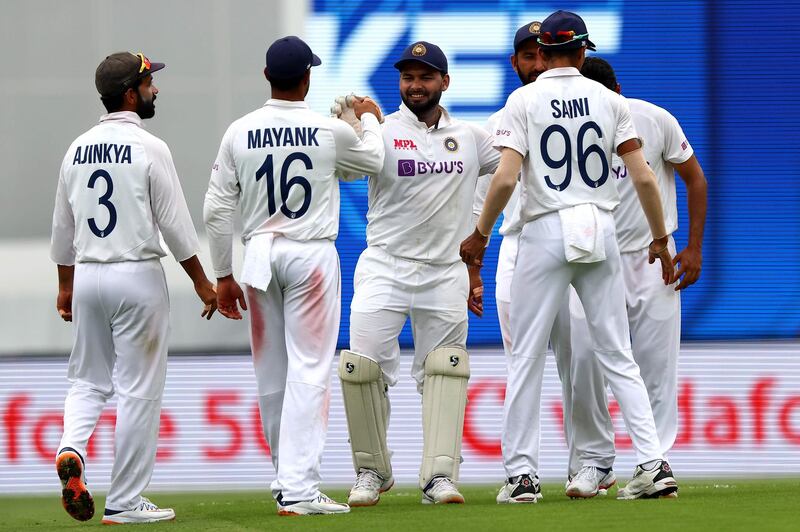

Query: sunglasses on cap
[135,52,152,74]
[539,31,589,45]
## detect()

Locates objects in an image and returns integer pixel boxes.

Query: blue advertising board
[306,0,800,345]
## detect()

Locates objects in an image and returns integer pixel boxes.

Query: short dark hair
[581,56,617,91]
[539,47,583,62]
[267,72,306,91]
[99,78,143,113]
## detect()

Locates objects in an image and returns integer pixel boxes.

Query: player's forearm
[339,115,385,176]
[178,255,211,287]
[685,178,706,250]
[476,150,522,236]
[203,191,237,277]
[158,203,201,263]
[57,264,74,292]
[676,158,708,250]
[621,149,668,239]
[50,178,77,266]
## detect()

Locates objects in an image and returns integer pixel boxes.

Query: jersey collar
[398,102,452,131]
[264,99,310,109]
[537,67,582,80]
[99,111,143,127]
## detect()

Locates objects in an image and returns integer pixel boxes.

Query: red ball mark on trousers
[303,269,331,349]
[320,387,331,428]
[247,285,266,362]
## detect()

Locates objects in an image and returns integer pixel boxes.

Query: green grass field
[6,480,799,531]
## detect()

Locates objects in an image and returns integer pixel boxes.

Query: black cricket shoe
[496,473,542,503]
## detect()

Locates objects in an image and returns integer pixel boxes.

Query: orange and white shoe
[56,447,94,521]
[348,468,395,507]
[421,476,465,505]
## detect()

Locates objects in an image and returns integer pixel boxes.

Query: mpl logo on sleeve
[394,139,418,150]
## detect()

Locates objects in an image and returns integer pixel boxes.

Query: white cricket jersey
[366,103,500,264]
[204,99,384,277]
[612,98,693,252]
[50,111,199,265]
[474,109,522,236]
[496,67,638,223]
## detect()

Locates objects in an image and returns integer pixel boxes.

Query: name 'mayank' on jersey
[247,127,320,149]
[72,143,132,165]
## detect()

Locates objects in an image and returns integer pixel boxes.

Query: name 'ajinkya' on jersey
[495,67,638,223]
[50,112,199,265]
[204,99,384,277]
[611,98,694,253]
[366,104,500,264]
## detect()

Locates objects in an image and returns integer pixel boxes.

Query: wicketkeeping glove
[330,94,363,136]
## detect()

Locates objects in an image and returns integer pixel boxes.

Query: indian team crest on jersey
[529,21,541,34]
[444,137,459,152]
[412,43,427,56]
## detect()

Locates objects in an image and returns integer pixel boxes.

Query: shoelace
[574,466,600,483]
[317,493,338,504]
[138,497,159,511]
[429,477,457,495]
[353,470,382,491]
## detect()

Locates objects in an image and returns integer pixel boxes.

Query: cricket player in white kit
[203,36,385,516]
[473,21,576,503]
[51,52,218,524]
[338,41,499,506]
[563,57,707,498]
[462,10,680,500]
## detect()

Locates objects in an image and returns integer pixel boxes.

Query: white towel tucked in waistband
[558,204,606,263]
[240,233,275,291]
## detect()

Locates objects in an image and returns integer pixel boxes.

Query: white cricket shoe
[56,448,94,522]
[348,468,395,507]
[421,476,465,504]
[101,497,175,524]
[617,460,678,500]
[497,474,542,504]
[565,466,617,499]
[277,493,350,516]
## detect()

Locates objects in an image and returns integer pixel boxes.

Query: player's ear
[615,83,622,94]
[124,87,137,106]
[263,67,270,82]
[441,73,450,92]
[510,53,519,73]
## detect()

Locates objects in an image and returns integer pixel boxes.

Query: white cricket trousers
[503,210,662,477]
[245,238,340,502]
[567,237,681,470]
[495,233,574,480]
[58,260,169,512]
[349,246,469,388]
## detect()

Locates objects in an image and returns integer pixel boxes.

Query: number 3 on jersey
[256,152,313,219]
[87,169,117,238]
[540,121,609,191]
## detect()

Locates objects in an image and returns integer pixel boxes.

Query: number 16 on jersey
[255,152,313,220]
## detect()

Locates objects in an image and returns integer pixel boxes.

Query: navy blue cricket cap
[538,10,597,51]
[514,21,542,52]
[265,36,321,80]
[394,41,448,74]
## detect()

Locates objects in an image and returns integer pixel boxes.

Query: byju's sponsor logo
[397,160,465,177]
[398,159,416,176]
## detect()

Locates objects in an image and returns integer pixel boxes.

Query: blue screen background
[310,0,800,346]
